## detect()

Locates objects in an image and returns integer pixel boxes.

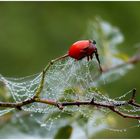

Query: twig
[35,54,68,98]
[102,52,140,73]
[0,88,140,120]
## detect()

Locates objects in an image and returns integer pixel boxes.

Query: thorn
[42,69,45,75]
[133,88,136,93]
[132,88,137,99]
[109,106,115,110]
[128,88,137,104]
[16,106,22,111]
[91,98,94,103]
[76,102,80,107]
[50,60,54,65]
[56,103,64,110]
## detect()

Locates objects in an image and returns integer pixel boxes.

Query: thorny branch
[0,52,140,120]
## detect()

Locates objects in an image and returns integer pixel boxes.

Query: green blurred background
[0,1,140,138]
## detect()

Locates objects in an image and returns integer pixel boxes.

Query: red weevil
[68,40,102,72]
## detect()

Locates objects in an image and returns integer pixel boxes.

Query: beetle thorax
[88,42,96,54]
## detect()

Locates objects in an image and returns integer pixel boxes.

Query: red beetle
[68,40,102,72]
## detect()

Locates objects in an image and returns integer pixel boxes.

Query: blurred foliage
[0,1,140,139]
[54,125,72,139]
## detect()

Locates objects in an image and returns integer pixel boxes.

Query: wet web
[0,18,140,137]
[0,57,139,137]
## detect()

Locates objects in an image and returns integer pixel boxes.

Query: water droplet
[41,123,46,127]
[123,129,127,132]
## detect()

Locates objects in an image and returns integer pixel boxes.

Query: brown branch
[102,52,140,73]
[0,88,140,120]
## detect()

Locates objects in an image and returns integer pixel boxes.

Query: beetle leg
[95,49,102,73]
[87,56,90,61]
[90,54,93,60]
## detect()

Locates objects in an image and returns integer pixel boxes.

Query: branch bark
[0,88,140,120]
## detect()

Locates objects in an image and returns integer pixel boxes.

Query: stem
[35,54,69,98]
[102,53,140,73]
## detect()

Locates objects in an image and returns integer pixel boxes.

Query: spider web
[0,57,139,138]
[0,18,140,138]
[0,57,107,137]
[0,57,101,113]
